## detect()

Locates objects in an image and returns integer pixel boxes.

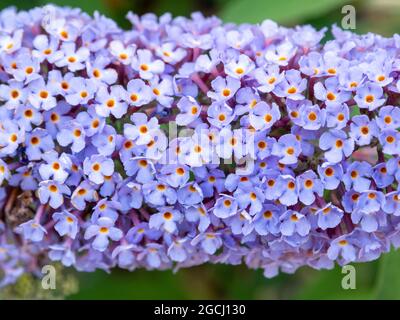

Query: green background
[2,0,400,299]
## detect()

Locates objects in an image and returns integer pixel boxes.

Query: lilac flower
[149,207,183,233]
[3,6,400,284]
[271,134,301,164]
[15,219,47,242]
[39,151,71,183]
[132,49,165,80]
[379,130,400,155]
[317,162,343,190]
[83,154,114,185]
[376,105,400,130]
[55,42,90,71]
[191,232,223,255]
[253,65,284,93]
[273,70,307,100]
[316,203,343,230]
[253,204,281,235]
[65,77,97,106]
[95,85,128,119]
[38,180,71,209]
[48,245,76,267]
[126,79,153,107]
[249,102,281,131]
[208,76,240,102]
[343,161,372,192]
[142,181,177,207]
[319,129,354,163]
[71,181,99,210]
[25,128,55,160]
[225,54,255,79]
[124,113,160,146]
[207,103,235,128]
[32,35,63,63]
[327,236,357,262]
[349,115,379,146]
[279,210,311,237]
[87,56,118,85]
[56,121,86,153]
[177,183,204,206]
[213,195,238,218]
[176,96,201,126]
[296,170,324,205]
[354,82,385,110]
[84,217,123,252]
[314,77,350,106]
[53,211,79,239]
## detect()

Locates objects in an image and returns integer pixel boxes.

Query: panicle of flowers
[1,5,400,285]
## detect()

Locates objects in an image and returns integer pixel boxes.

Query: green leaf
[374,249,400,299]
[221,0,349,24]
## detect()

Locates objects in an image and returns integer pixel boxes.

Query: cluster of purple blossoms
[1,5,400,286]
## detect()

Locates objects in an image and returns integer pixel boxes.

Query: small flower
[15,219,47,242]
[84,217,123,252]
[83,154,115,185]
[55,42,90,71]
[126,79,153,107]
[124,113,160,146]
[225,54,255,79]
[349,115,379,146]
[207,76,240,102]
[279,210,311,237]
[327,236,357,262]
[316,203,343,230]
[354,82,385,111]
[132,49,165,80]
[95,85,128,119]
[271,134,301,164]
[53,210,79,239]
[296,170,324,205]
[149,207,183,233]
[213,195,238,218]
[343,161,372,192]
[38,180,71,209]
[317,162,343,190]
[319,129,354,163]
[248,101,281,131]
[273,70,307,100]
[176,96,201,126]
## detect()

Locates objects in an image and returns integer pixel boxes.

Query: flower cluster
[1,5,400,286]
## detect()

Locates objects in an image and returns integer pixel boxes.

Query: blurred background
[1,0,400,299]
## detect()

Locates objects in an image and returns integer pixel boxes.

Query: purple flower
[53,210,79,239]
[271,134,301,164]
[83,154,114,185]
[132,49,165,80]
[279,210,311,237]
[354,82,385,111]
[208,76,240,102]
[149,207,183,234]
[319,129,354,163]
[349,115,378,146]
[316,203,343,230]
[15,219,47,242]
[213,195,238,218]
[84,217,123,252]
[273,70,307,100]
[38,180,71,209]
[249,101,281,131]
[296,170,324,205]
[343,161,372,192]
